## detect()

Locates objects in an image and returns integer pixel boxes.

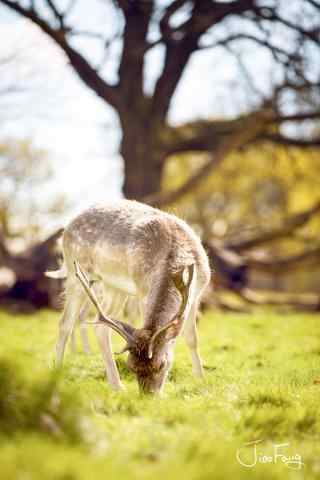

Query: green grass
[0,308,320,480]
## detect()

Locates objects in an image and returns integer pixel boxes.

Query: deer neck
[142,262,181,333]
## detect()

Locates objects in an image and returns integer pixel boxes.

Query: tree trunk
[0,229,63,311]
[120,115,165,200]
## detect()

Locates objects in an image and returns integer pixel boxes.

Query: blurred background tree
[0,43,70,309]
[0,0,319,202]
[0,137,66,310]
[0,0,319,310]
[163,142,320,310]
[0,138,67,244]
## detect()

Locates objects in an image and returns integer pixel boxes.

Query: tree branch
[305,0,320,11]
[0,0,121,109]
[159,0,189,37]
[200,33,299,64]
[145,101,320,206]
[163,109,320,156]
[245,244,320,273]
[261,133,320,147]
[272,111,320,123]
[44,0,64,28]
[227,201,320,251]
[151,0,256,120]
[255,7,320,46]
[145,112,268,206]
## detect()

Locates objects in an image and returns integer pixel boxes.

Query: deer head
[74,260,194,394]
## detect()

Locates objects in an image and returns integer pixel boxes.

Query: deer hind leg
[124,296,141,326]
[79,301,91,354]
[69,325,77,353]
[110,289,128,317]
[56,282,85,366]
[94,289,124,390]
[183,300,204,377]
[68,301,91,354]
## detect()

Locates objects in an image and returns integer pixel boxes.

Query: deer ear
[172,269,185,291]
[172,264,195,291]
[148,264,195,359]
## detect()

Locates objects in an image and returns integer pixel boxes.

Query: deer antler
[74,261,136,349]
[148,264,195,359]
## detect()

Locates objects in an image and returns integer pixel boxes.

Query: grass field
[0,308,320,480]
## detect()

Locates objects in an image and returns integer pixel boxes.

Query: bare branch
[226,201,320,251]
[44,0,64,28]
[271,111,320,123]
[145,112,268,207]
[159,0,188,36]
[68,30,105,41]
[305,0,320,10]
[200,33,300,64]
[245,244,320,273]
[222,44,267,102]
[260,133,320,147]
[255,7,320,46]
[151,0,257,119]
[0,0,120,109]
[163,108,320,157]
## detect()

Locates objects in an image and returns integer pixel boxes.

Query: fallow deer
[48,199,211,394]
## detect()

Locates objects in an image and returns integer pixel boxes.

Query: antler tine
[148,264,195,359]
[74,261,135,346]
[74,261,101,313]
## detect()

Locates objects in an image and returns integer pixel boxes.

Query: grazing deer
[48,200,211,394]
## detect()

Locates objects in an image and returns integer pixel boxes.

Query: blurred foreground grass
[0,308,320,480]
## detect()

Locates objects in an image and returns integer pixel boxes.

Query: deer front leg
[183,301,204,378]
[94,322,124,390]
